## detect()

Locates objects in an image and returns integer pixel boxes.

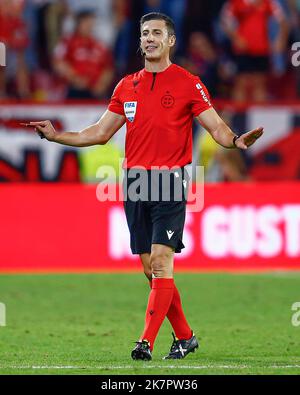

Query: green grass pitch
[0,272,300,375]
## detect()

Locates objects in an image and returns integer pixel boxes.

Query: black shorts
[123,167,190,254]
[236,55,269,73]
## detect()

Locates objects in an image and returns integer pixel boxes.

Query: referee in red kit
[29,13,263,361]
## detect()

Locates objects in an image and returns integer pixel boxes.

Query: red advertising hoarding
[0,182,300,273]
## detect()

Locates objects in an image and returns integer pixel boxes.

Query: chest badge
[161,92,175,108]
[124,101,137,122]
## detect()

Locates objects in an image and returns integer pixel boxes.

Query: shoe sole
[131,350,152,361]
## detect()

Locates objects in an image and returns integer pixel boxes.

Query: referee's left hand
[235,127,264,150]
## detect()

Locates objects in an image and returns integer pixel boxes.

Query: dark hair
[75,10,95,25]
[140,12,175,36]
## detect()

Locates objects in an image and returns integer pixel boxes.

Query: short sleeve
[190,77,212,117]
[108,78,125,116]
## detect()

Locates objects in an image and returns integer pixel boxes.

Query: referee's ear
[168,35,176,48]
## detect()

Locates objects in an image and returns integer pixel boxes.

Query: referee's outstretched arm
[196,107,264,150]
[24,110,126,147]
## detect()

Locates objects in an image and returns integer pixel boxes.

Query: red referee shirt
[108,64,212,169]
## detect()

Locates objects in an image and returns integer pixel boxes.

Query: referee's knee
[150,250,173,278]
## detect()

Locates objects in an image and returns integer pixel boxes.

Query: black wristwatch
[232,135,239,147]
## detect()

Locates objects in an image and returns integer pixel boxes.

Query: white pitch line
[1,364,300,370]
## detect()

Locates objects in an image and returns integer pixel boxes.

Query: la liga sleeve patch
[190,78,212,117]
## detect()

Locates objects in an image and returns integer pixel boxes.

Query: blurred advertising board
[0,103,125,182]
[1,102,300,182]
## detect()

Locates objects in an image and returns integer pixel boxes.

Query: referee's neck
[144,58,172,73]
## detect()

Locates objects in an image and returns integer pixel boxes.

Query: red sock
[149,280,192,340]
[167,285,192,340]
[141,278,174,350]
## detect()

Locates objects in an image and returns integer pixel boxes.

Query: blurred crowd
[0,0,299,102]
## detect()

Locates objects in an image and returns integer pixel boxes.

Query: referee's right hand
[27,120,57,141]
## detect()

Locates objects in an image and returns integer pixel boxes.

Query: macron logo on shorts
[166,230,174,240]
